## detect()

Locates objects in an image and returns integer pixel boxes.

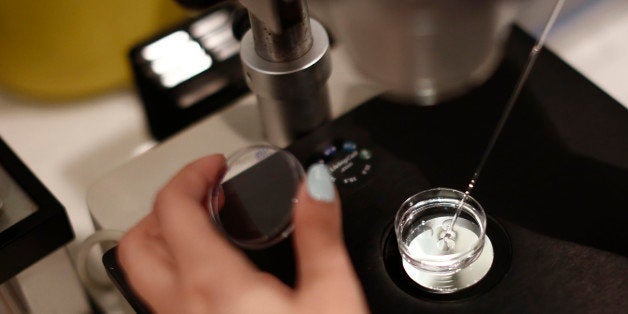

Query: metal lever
[175,0,331,146]
[240,0,331,146]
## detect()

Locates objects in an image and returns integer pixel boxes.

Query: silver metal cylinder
[320,0,520,105]
[240,19,331,146]
[249,0,313,62]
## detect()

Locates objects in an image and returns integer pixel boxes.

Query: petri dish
[394,188,494,293]
[208,144,304,249]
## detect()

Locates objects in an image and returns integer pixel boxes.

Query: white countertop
[1,0,627,312]
[0,91,154,312]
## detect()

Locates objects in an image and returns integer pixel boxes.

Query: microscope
[105,0,628,312]
[174,0,519,146]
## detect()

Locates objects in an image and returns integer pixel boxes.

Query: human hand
[117,155,368,313]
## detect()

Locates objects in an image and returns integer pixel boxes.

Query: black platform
[275,26,628,313]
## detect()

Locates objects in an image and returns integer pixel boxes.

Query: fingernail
[306,164,335,203]
[212,166,227,197]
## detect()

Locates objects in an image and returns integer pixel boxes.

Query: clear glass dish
[208,144,304,249]
[394,188,493,293]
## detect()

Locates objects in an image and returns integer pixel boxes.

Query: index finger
[153,155,253,274]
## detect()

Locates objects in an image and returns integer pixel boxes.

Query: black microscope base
[277,26,628,313]
[104,26,628,313]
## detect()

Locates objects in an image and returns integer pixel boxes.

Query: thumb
[292,164,359,293]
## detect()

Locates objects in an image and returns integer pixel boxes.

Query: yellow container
[0,0,188,100]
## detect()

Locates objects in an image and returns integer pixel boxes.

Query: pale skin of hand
[117,155,369,314]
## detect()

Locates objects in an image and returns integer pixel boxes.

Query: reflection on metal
[193,10,241,61]
[141,31,213,88]
[200,25,240,61]
[402,236,494,293]
[190,11,230,37]
[138,8,242,89]
[140,31,190,61]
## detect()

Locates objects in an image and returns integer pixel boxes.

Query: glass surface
[208,145,304,249]
[0,166,37,233]
[394,188,492,292]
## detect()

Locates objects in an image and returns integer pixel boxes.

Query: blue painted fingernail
[306,164,335,203]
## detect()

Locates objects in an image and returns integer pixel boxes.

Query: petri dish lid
[208,144,304,249]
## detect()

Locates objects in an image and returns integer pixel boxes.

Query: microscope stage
[97,27,628,313]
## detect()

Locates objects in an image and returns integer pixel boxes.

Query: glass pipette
[441,0,567,245]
